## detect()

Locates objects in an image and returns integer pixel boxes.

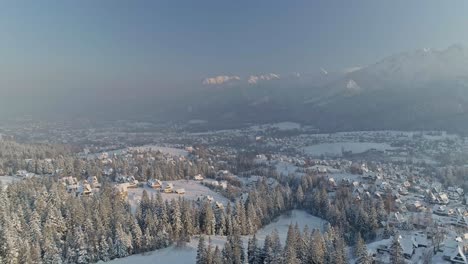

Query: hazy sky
[1,0,467,118]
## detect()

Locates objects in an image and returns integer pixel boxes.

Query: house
[127,176,139,188]
[215,201,224,210]
[175,188,185,194]
[163,183,174,193]
[388,212,405,227]
[60,176,78,186]
[443,241,468,264]
[147,179,162,189]
[434,205,449,216]
[194,174,204,181]
[16,170,34,178]
[198,195,214,203]
[453,216,468,229]
[449,246,467,264]
[114,183,129,197]
[77,183,93,196]
[398,187,409,196]
[117,175,138,188]
[67,184,79,194]
[87,176,101,189]
[398,235,417,259]
[407,201,424,212]
[413,232,429,248]
[327,178,338,191]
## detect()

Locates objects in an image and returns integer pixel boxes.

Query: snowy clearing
[254,210,327,244]
[0,176,19,188]
[128,145,189,157]
[303,142,393,157]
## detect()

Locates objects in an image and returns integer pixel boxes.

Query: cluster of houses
[59,176,101,197]
[197,195,224,209]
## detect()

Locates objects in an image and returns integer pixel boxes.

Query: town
[1,120,467,263]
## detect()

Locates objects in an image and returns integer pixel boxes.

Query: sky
[1,0,467,118]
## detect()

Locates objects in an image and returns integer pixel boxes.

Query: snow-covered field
[126,180,229,212]
[250,122,301,131]
[128,145,189,157]
[254,210,327,244]
[0,176,19,188]
[105,210,327,264]
[275,161,301,176]
[303,142,393,157]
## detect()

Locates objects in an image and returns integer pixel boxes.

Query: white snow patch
[128,146,189,157]
[255,210,327,244]
[303,142,393,157]
[0,176,19,188]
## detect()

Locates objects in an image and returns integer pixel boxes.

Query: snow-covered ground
[0,176,19,188]
[303,142,393,157]
[250,122,301,131]
[275,161,301,176]
[105,210,327,264]
[128,145,189,157]
[126,180,229,212]
[327,172,361,182]
[254,210,327,244]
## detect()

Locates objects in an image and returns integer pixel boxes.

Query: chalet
[413,232,429,248]
[215,201,224,210]
[341,178,353,187]
[217,170,230,177]
[103,168,114,176]
[67,184,79,194]
[194,174,204,181]
[87,176,101,189]
[114,183,129,197]
[443,242,468,264]
[198,195,214,203]
[60,176,78,186]
[399,235,417,259]
[175,188,185,194]
[398,187,409,196]
[388,212,405,227]
[127,176,139,188]
[163,183,174,193]
[116,175,128,183]
[453,216,468,229]
[147,179,162,189]
[327,178,337,191]
[434,205,449,216]
[77,183,92,196]
[16,170,34,178]
[407,201,424,212]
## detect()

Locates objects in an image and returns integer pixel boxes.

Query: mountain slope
[180,45,468,133]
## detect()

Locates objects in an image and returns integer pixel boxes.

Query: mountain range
[180,44,468,133]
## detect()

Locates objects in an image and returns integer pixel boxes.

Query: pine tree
[265,229,282,264]
[355,232,372,264]
[99,236,111,262]
[196,236,207,264]
[389,234,404,264]
[283,225,299,264]
[213,246,223,264]
[206,237,214,264]
[309,229,325,264]
[248,234,260,264]
[223,233,244,264]
[113,225,130,258]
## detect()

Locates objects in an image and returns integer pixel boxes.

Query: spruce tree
[389,234,404,264]
[196,236,207,264]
